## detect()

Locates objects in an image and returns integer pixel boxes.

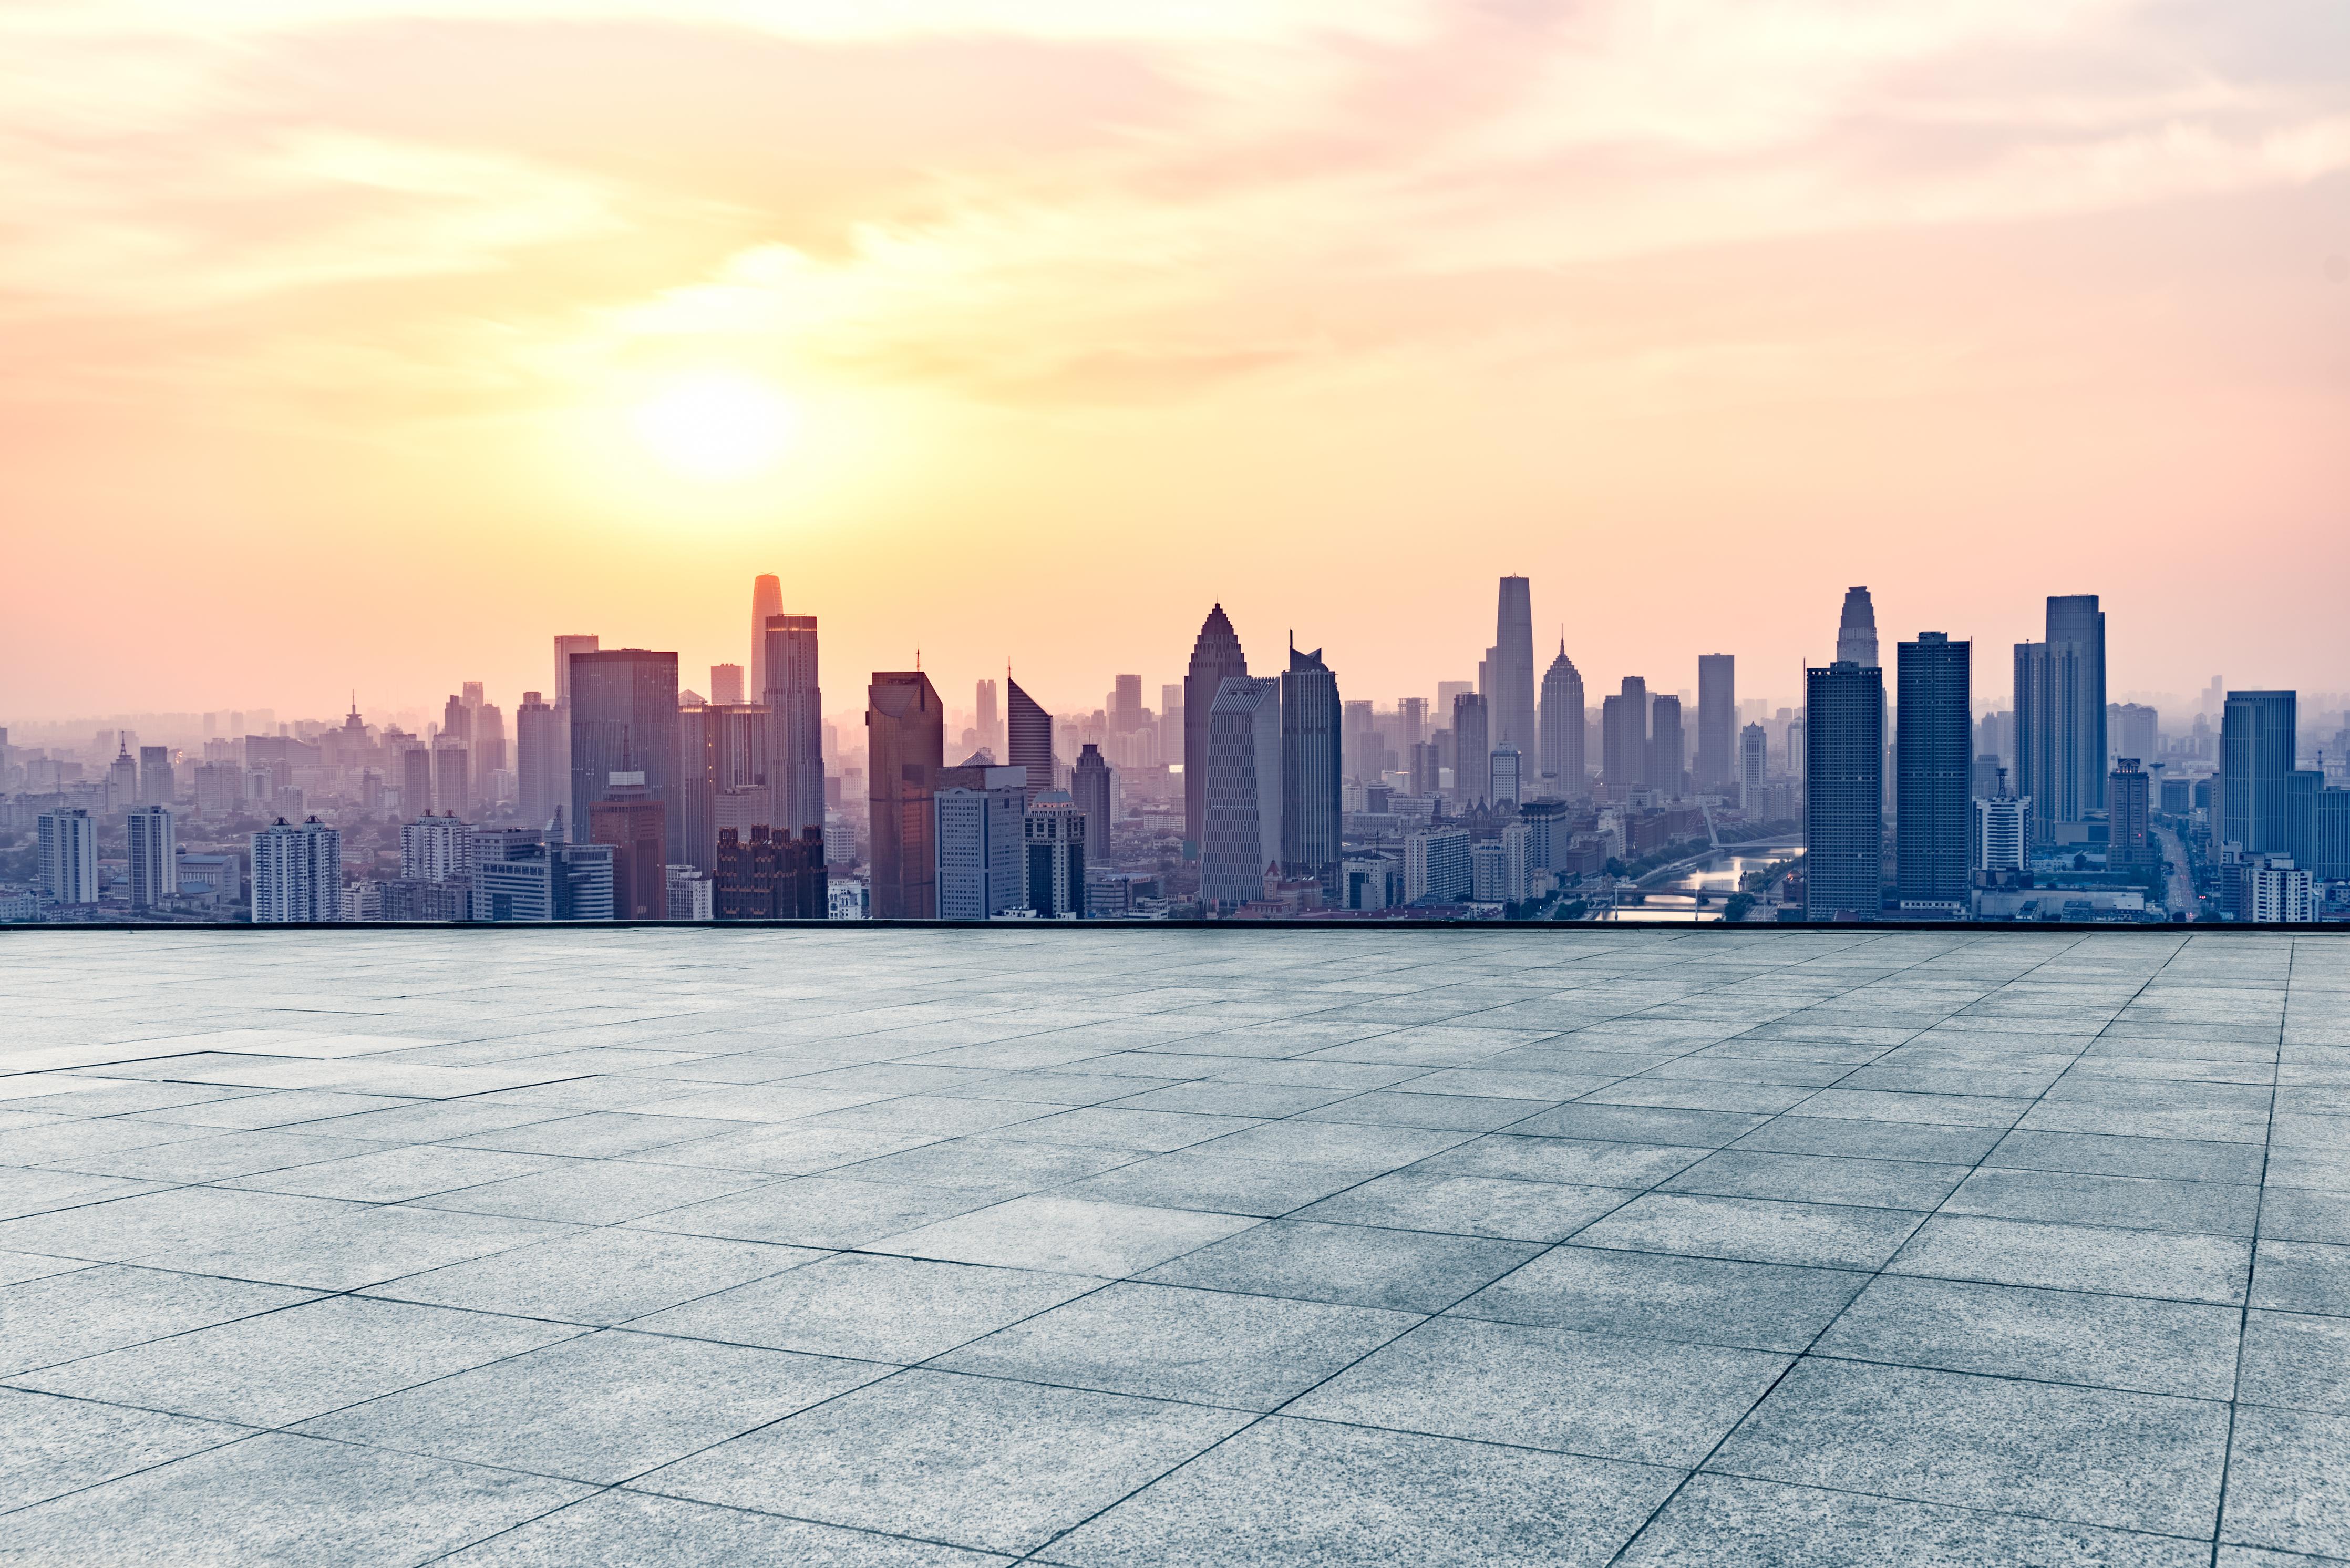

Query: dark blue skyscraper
[2017,594,2107,840]
[1280,642,1342,880]
[1806,660,1884,921]
[2221,690,2296,854]
[1895,632,1972,914]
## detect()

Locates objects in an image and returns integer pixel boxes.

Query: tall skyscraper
[475,702,506,777]
[1836,587,1879,667]
[433,741,469,817]
[1739,723,1768,808]
[400,813,471,881]
[443,694,470,748]
[1072,743,1113,864]
[1649,696,1685,797]
[251,817,342,923]
[1805,661,1884,921]
[2046,594,2108,813]
[1894,632,1971,914]
[975,678,1001,760]
[1492,576,1537,755]
[934,764,1028,920]
[1975,783,2028,875]
[399,746,432,818]
[37,809,98,904]
[2018,595,2108,836]
[106,740,137,812]
[589,771,669,921]
[1112,675,1145,734]
[867,670,944,919]
[551,633,599,835]
[1451,692,1490,804]
[1183,605,1249,849]
[1601,677,1649,790]
[2221,690,2297,853]
[138,746,173,807]
[1696,654,1735,792]
[709,664,745,707]
[1201,675,1282,909]
[762,613,824,834]
[1490,746,1522,808]
[679,700,772,873]
[2109,759,2152,869]
[1024,793,1087,918]
[126,806,176,909]
[568,649,681,863]
[516,692,559,829]
[1006,676,1054,801]
[1281,643,1342,879]
[748,574,782,697]
[1539,643,1584,788]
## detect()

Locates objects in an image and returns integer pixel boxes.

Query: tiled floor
[1,927,2346,1565]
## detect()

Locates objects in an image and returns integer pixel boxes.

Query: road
[2153,823,2196,916]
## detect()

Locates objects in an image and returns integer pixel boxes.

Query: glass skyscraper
[1280,643,1342,880]
[567,648,681,864]
[1895,632,1972,913]
[1806,660,1884,921]
[2221,690,2296,854]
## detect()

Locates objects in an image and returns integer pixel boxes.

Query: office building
[1071,743,1113,864]
[1837,587,1879,667]
[1025,792,1087,918]
[1452,692,1490,804]
[1491,576,1537,757]
[2245,859,2314,923]
[106,741,138,812]
[935,765,1028,920]
[1649,695,1685,797]
[516,692,560,829]
[2114,703,2159,764]
[252,817,342,923]
[398,747,433,817]
[1183,605,1250,848]
[2017,595,2108,837]
[568,648,681,863]
[432,741,469,817]
[1490,746,1522,808]
[1805,661,1884,920]
[1006,676,1054,801]
[1894,633,1972,914]
[473,702,506,776]
[1408,741,1439,798]
[1538,644,1584,789]
[679,702,772,874]
[1602,677,1648,789]
[867,670,944,919]
[1112,674,1145,734]
[1519,797,1570,869]
[474,840,615,921]
[138,746,173,807]
[2109,759,2152,868]
[975,679,1001,761]
[38,809,98,904]
[550,634,600,836]
[1281,643,1342,879]
[1404,826,1473,903]
[1975,780,2029,875]
[2314,788,2350,883]
[761,613,824,835]
[2221,690,2297,853]
[1739,724,1768,810]
[1696,654,1735,792]
[666,865,714,921]
[590,771,669,920]
[709,664,745,707]
[713,826,825,919]
[1201,675,1282,910]
[126,806,176,909]
[748,574,782,696]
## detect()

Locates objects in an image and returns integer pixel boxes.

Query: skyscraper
[589,771,669,921]
[679,700,772,873]
[1183,605,1249,849]
[252,817,342,923]
[1894,632,1971,914]
[1696,654,1735,792]
[1281,643,1342,879]
[516,692,559,828]
[568,649,681,863]
[934,764,1027,920]
[1739,723,1768,809]
[2109,759,2152,869]
[975,678,1001,760]
[1648,696,1684,797]
[1490,746,1522,808]
[126,806,176,910]
[474,702,506,777]
[2221,690,2297,853]
[37,809,98,904]
[551,633,599,835]
[1805,661,1884,921]
[2046,594,2108,813]
[762,613,824,834]
[748,574,782,697]
[1072,743,1113,864]
[1006,676,1054,801]
[1024,793,1087,918]
[1112,675,1144,734]
[1836,587,1879,667]
[1492,576,1537,756]
[1202,675,1282,910]
[433,741,469,817]
[138,746,173,807]
[1539,643,1584,789]
[1451,692,1489,804]
[867,670,943,919]
[2018,595,2108,836]
[709,664,745,707]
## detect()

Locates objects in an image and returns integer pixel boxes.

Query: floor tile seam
[0,1410,270,1523]
[1792,1344,2240,1405]
[414,1483,1007,1568]
[1668,1460,2233,1547]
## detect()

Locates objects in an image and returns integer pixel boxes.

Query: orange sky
[3,0,2347,727]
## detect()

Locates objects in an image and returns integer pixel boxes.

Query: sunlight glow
[630,373,798,483]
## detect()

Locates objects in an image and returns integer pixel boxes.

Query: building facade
[1071,744,1113,866]
[934,767,1028,920]
[1696,654,1735,792]
[1451,692,1490,805]
[1201,676,1282,910]
[761,613,824,835]
[37,808,98,904]
[1183,605,1250,850]
[1895,633,1972,913]
[1024,793,1087,918]
[1805,661,1884,920]
[1539,642,1585,789]
[1280,644,1342,880]
[1006,676,1054,801]
[2221,690,2297,854]
[867,670,944,919]
[126,806,176,909]
[252,817,342,923]
[567,648,681,861]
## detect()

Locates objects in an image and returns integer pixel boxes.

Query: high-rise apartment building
[762,613,824,834]
[126,806,175,909]
[709,664,745,707]
[1836,587,1880,667]
[1202,675,1282,910]
[1696,654,1735,792]
[474,703,506,777]
[252,817,342,923]
[1490,746,1522,808]
[1975,782,2028,874]
[934,764,1028,920]
[1601,677,1648,790]
[590,771,669,920]
[1281,644,1342,880]
[748,574,782,697]
[1739,723,1768,809]
[474,840,615,921]
[1404,826,1472,903]
[867,670,944,919]
[1492,577,1537,757]
[1805,661,1884,920]
[1183,605,1249,849]
[2109,759,2152,868]
[1540,644,1584,789]
[568,648,681,863]
[1452,693,1490,804]
[433,741,469,817]
[37,809,98,904]
[2221,690,2296,853]
[400,813,471,882]
[1072,744,1113,864]
[1649,696,1685,797]
[138,746,173,807]
[1894,633,1971,914]
[516,692,559,828]
[1024,793,1087,918]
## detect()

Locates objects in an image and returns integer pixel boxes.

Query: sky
[3,0,2347,729]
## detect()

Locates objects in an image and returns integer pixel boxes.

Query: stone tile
[1506,1104,1770,1148]
[1730,1116,2005,1163]
[1662,1149,1968,1210]
[1042,1417,1678,1568]
[0,1168,168,1220]
[374,1226,819,1324]
[1198,1119,1472,1172]
[634,1252,1097,1362]
[1058,1150,1365,1217]
[0,1387,243,1513]
[1412,1133,1707,1188]
[639,1176,995,1249]
[301,1329,885,1483]
[1572,1191,1925,1269]
[1294,1171,1629,1242]
[1888,1215,2253,1304]
[1452,1243,1867,1352]
[1142,1218,1539,1312]
[0,1184,357,1264]
[1815,1276,2242,1398]
[2239,1312,2350,1415]
[445,1111,737,1157]
[2251,1241,2350,1315]
[17,1294,580,1426]
[1297,1091,1557,1131]
[229,1143,559,1202]
[2222,1406,2350,1557]
[413,1160,778,1224]
[1293,1315,1788,1466]
[642,1369,1249,1557]
[1707,1357,2229,1536]
[1985,1130,2269,1183]
[887,1195,1258,1276]
[0,1432,590,1566]
[1008,1108,1263,1153]
[438,1491,1005,1565]
[1942,1167,2261,1237]
[1616,1473,2211,1567]
[145,1204,572,1291]
[935,1282,1414,1409]
[0,1263,321,1376]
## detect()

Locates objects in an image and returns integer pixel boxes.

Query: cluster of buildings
[5,573,2344,924]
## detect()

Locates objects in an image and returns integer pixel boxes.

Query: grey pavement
[0,925,2346,1564]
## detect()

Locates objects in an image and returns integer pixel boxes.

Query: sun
[631,373,797,483]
